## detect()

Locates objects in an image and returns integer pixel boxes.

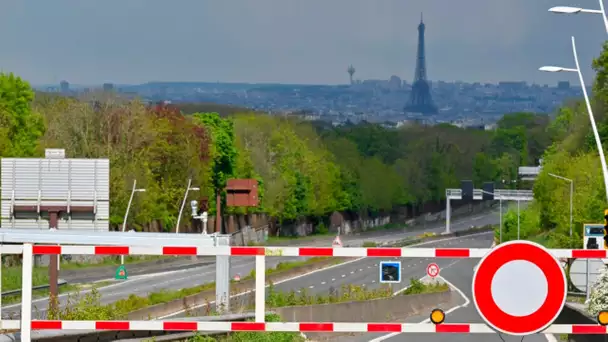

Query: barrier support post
[255,255,265,322]
[21,243,33,342]
[215,236,230,314]
[0,245,3,322]
[445,193,451,234]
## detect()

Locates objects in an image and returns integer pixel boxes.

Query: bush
[402,278,449,295]
[362,241,377,247]
[46,288,124,320]
[588,266,608,316]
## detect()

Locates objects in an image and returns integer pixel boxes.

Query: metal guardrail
[1,280,67,297]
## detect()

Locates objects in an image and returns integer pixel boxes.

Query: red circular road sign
[472,240,566,336]
[427,263,440,278]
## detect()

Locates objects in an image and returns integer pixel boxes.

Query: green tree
[0,73,45,157]
[192,113,238,215]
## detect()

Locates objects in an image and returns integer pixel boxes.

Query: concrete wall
[554,303,608,342]
[274,290,453,323]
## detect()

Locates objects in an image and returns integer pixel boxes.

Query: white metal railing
[518,166,541,175]
[445,189,533,198]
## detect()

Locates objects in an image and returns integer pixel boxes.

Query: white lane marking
[321,282,326,285]
[158,256,369,318]
[309,285,314,289]
[158,230,494,319]
[370,244,483,341]
[545,334,558,342]
[370,272,469,342]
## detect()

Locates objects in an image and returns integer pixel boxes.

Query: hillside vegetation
[500,42,608,248]
[0,75,551,233]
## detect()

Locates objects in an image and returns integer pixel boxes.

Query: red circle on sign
[472,240,566,335]
[427,263,440,278]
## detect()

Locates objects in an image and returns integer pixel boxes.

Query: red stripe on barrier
[163,247,197,255]
[572,325,606,334]
[163,321,198,330]
[95,246,129,255]
[230,247,264,256]
[436,324,470,333]
[300,323,334,332]
[572,250,607,259]
[299,248,333,257]
[231,322,266,331]
[367,248,402,257]
[31,320,62,330]
[96,321,130,330]
[32,246,61,255]
[367,323,402,332]
[435,249,470,258]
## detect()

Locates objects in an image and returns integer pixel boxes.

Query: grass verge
[44,257,339,320]
[265,278,449,308]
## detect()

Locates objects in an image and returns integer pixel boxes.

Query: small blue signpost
[379,261,401,284]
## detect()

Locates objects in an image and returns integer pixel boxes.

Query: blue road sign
[584,223,604,250]
[379,261,401,284]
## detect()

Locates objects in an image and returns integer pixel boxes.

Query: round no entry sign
[427,263,440,278]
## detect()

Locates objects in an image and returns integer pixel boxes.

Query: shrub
[588,266,608,316]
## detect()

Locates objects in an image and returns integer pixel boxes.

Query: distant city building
[388,76,402,90]
[60,80,70,94]
[103,83,114,92]
[558,81,570,90]
[347,65,356,85]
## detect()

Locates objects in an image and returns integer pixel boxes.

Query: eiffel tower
[404,13,437,115]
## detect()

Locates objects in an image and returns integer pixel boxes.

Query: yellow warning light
[597,311,608,326]
[430,308,445,325]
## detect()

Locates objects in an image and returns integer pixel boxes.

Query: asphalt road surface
[344,234,555,342]
[2,208,500,319]
[165,231,495,319]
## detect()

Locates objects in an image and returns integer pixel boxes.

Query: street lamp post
[540,36,608,205]
[517,199,520,240]
[175,178,200,234]
[548,173,574,237]
[548,1,608,35]
[121,180,146,266]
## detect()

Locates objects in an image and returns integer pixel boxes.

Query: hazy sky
[0,0,606,86]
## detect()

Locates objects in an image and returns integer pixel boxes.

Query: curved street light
[540,36,608,204]
[176,178,200,234]
[548,1,608,35]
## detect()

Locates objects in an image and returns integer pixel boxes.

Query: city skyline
[0,0,605,86]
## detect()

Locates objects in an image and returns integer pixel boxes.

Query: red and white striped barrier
[16,320,608,334]
[0,245,603,259]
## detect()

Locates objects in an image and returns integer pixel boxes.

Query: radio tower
[347,65,355,85]
[404,13,437,115]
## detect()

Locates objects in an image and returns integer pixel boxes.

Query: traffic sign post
[115,265,128,280]
[472,240,566,336]
[380,261,401,284]
[332,236,343,248]
[427,263,440,278]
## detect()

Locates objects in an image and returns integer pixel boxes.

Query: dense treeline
[501,42,608,248]
[0,74,551,233]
